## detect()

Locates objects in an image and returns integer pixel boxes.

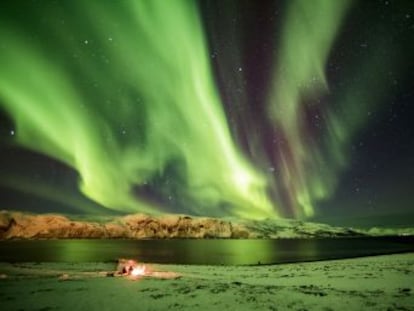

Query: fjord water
[1,237,413,265]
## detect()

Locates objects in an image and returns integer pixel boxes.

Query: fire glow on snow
[117,259,180,280]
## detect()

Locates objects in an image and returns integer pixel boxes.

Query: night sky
[0,0,413,226]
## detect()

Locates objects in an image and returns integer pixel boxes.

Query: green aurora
[268,0,353,217]
[266,0,396,218]
[0,0,400,219]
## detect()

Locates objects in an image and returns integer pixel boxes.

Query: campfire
[117,259,149,278]
[130,265,147,277]
[57,258,181,281]
[114,258,181,280]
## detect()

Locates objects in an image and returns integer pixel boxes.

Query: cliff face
[0,211,250,239]
[2,210,396,240]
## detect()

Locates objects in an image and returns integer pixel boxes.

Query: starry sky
[0,0,413,226]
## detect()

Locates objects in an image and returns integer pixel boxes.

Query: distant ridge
[0,211,412,239]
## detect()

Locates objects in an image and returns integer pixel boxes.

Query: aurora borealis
[0,0,413,223]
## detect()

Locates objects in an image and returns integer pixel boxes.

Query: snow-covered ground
[0,253,413,310]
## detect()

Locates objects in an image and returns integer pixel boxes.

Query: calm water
[0,237,413,265]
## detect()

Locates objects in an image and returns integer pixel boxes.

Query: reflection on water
[0,237,413,265]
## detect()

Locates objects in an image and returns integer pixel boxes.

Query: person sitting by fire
[116,258,137,276]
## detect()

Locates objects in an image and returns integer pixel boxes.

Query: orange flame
[130,265,147,277]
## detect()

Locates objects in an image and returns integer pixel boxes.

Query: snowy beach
[1,253,413,311]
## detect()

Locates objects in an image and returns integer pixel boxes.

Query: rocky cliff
[1,210,409,240]
[0,211,246,239]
